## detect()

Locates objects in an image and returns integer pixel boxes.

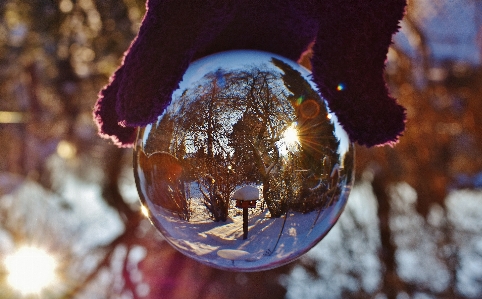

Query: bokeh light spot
[0,111,25,123]
[59,0,73,13]
[57,140,77,160]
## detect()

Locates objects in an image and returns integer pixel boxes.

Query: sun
[282,123,299,146]
[278,123,300,156]
[4,246,58,295]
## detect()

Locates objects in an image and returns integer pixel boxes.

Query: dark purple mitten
[312,0,407,147]
[93,0,407,148]
[94,65,136,147]
[94,0,236,146]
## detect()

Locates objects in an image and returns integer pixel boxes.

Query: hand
[93,0,407,148]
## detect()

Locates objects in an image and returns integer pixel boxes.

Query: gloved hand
[93,0,407,148]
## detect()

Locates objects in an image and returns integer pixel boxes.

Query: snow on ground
[144,185,351,271]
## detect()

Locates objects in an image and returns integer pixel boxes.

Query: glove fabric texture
[93,0,407,148]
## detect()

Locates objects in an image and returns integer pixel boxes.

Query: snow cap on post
[232,186,260,201]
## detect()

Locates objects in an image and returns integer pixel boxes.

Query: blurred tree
[0,1,292,298]
[1,0,482,299]
[290,1,482,298]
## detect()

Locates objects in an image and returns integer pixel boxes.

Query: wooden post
[233,186,259,241]
[243,207,248,239]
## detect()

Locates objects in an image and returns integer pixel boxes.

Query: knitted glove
[93,0,407,147]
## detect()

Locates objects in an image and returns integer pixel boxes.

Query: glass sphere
[134,50,354,271]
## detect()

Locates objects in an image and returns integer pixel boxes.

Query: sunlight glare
[283,124,299,145]
[5,246,58,295]
[141,205,149,217]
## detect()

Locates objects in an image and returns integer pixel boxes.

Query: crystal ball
[133,50,354,271]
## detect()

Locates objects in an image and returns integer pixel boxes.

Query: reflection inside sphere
[134,50,354,271]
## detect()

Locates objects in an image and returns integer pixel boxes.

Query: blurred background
[0,0,481,298]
